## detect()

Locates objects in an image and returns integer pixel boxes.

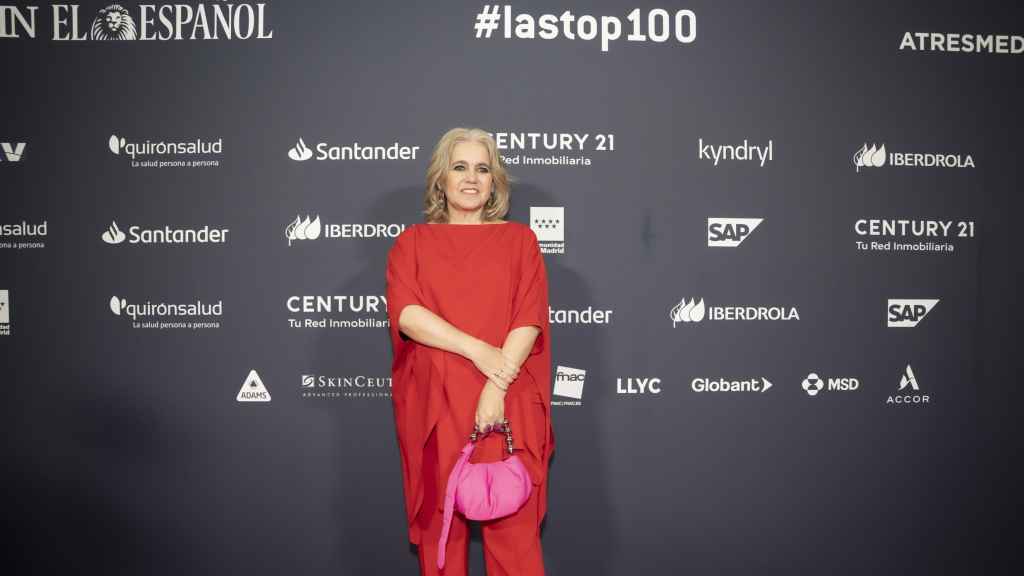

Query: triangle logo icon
[237,369,271,402]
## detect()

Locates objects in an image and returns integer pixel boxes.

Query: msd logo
[707,218,763,247]
[887,299,939,328]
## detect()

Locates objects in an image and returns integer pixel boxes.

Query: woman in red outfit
[386,127,554,575]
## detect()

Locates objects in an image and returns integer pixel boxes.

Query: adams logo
[237,369,271,402]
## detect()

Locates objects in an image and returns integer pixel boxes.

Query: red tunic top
[385,220,554,545]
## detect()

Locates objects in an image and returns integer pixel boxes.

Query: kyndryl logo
[691,377,772,393]
[887,299,939,328]
[237,370,271,403]
[887,364,929,405]
[0,4,274,41]
[1,142,26,162]
[552,365,585,406]
[0,289,10,336]
[698,138,773,167]
[102,222,126,244]
[853,142,974,172]
[287,138,313,161]
[670,297,799,326]
[530,206,564,254]
[801,372,859,397]
[707,218,763,247]
[300,374,392,399]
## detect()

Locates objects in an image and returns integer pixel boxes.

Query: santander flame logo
[102,221,127,244]
[288,138,313,161]
[669,297,705,327]
[853,143,887,172]
[286,215,322,246]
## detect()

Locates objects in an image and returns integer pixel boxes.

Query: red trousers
[416,426,546,575]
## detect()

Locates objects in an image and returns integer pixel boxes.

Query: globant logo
[691,377,772,393]
[300,374,392,399]
[286,138,419,161]
[0,3,274,41]
[108,134,223,168]
[853,142,974,172]
[530,206,564,254]
[109,295,223,330]
[670,297,799,326]
[237,370,271,403]
[101,221,229,245]
[552,365,585,406]
[887,299,939,328]
[1,142,26,162]
[285,215,405,246]
[801,372,859,397]
[707,218,762,247]
[1,220,47,250]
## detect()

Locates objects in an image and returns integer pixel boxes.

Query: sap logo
[707,218,763,247]
[616,377,661,394]
[887,299,939,328]
[1,142,26,162]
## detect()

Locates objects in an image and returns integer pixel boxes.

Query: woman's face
[442,141,493,217]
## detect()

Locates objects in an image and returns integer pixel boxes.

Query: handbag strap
[437,442,475,570]
[471,417,514,455]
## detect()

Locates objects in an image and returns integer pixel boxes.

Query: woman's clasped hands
[469,340,520,436]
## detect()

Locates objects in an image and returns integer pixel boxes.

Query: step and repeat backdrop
[3,1,1022,574]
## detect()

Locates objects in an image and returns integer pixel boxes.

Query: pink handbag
[437,419,533,569]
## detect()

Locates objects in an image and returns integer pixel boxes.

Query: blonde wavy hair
[423,127,514,223]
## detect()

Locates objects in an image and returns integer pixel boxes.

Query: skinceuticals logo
[0,4,274,41]
[530,206,564,254]
[287,138,313,161]
[237,370,271,402]
[887,299,939,328]
[300,374,392,399]
[1,142,26,162]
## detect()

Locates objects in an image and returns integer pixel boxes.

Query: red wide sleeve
[509,226,548,356]
[385,227,427,357]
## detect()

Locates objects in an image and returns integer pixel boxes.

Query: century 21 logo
[887,299,939,328]
[707,218,763,247]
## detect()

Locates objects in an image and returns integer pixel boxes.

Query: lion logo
[90,5,138,41]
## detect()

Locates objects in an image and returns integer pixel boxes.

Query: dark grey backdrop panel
[3,0,1022,574]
